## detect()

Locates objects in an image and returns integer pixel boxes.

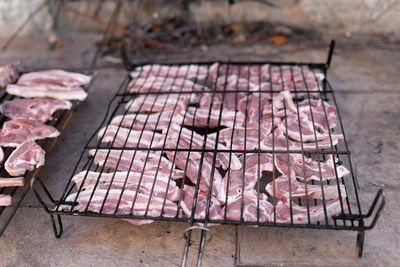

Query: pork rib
[111,111,184,131]
[130,64,209,80]
[5,140,45,176]
[0,62,19,88]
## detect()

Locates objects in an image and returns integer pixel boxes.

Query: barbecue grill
[0,69,97,237]
[32,41,385,266]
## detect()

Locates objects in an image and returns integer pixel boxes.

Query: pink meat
[0,177,24,187]
[275,153,350,181]
[0,118,59,147]
[97,125,166,148]
[5,140,45,176]
[265,175,347,200]
[0,98,72,123]
[183,107,245,128]
[18,69,91,87]
[125,94,189,114]
[130,64,209,80]
[128,76,204,93]
[0,62,19,88]
[0,195,12,206]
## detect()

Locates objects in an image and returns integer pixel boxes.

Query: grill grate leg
[181,225,213,267]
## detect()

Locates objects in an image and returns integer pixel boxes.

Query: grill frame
[0,69,97,237]
[32,41,384,264]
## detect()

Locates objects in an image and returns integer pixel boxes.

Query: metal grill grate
[0,69,97,237]
[33,42,384,265]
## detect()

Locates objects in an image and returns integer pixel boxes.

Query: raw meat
[130,64,209,80]
[183,107,245,128]
[0,147,3,163]
[111,110,184,131]
[0,195,12,206]
[5,140,45,176]
[180,185,225,220]
[0,62,19,88]
[0,118,59,147]
[223,153,274,197]
[72,170,181,202]
[125,94,189,114]
[6,84,87,101]
[18,69,91,87]
[275,153,350,181]
[226,190,273,223]
[265,175,347,200]
[98,125,166,148]
[128,76,204,93]
[274,196,347,224]
[89,149,185,180]
[296,98,338,132]
[0,177,24,187]
[0,98,72,123]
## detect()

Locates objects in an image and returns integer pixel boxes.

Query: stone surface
[0,36,398,266]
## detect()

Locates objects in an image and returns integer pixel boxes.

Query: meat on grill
[0,98,72,123]
[5,140,45,176]
[130,64,209,80]
[180,185,224,221]
[111,110,184,131]
[265,175,347,200]
[223,153,274,198]
[0,62,19,88]
[18,69,91,87]
[125,94,189,114]
[0,147,3,163]
[128,76,204,93]
[226,190,273,223]
[275,153,350,181]
[0,195,12,206]
[0,177,24,187]
[183,107,245,128]
[89,149,185,180]
[97,125,166,148]
[0,118,59,147]
[296,98,338,132]
[274,196,347,224]
[72,170,181,202]
[62,188,178,225]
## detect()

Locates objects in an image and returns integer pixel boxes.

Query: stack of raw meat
[0,67,91,206]
[64,63,349,225]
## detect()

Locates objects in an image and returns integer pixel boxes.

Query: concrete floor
[0,36,398,266]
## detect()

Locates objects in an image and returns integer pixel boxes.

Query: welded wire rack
[0,69,97,237]
[33,41,384,266]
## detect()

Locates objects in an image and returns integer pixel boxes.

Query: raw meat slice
[6,84,88,101]
[18,69,91,87]
[180,185,224,220]
[0,177,24,187]
[125,94,189,114]
[265,175,347,200]
[297,98,338,132]
[223,153,274,198]
[226,190,273,223]
[130,64,209,80]
[265,65,324,84]
[111,110,184,131]
[89,149,185,180]
[0,98,72,123]
[62,188,178,224]
[0,195,12,206]
[260,129,340,151]
[0,118,59,147]
[0,63,19,88]
[72,171,181,202]
[5,140,45,176]
[128,76,204,93]
[209,63,265,81]
[183,107,245,128]
[213,127,261,151]
[98,125,166,148]
[0,147,3,163]
[274,196,347,224]
[275,153,350,181]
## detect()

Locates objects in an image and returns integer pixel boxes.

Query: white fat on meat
[130,64,209,80]
[18,69,91,87]
[180,185,225,221]
[128,76,204,93]
[297,98,338,132]
[0,195,12,206]
[125,94,189,114]
[0,62,19,88]
[226,190,273,223]
[183,107,245,128]
[89,149,185,180]
[5,140,45,176]
[275,153,350,181]
[265,175,347,200]
[265,65,323,84]
[97,125,166,148]
[223,153,274,199]
[0,177,24,187]
[72,170,181,202]
[111,110,184,131]
[0,147,3,163]
[0,98,72,123]
[0,118,59,147]
[274,196,347,224]
[61,188,178,225]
